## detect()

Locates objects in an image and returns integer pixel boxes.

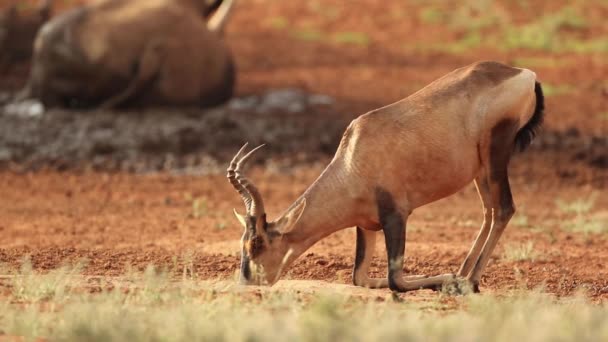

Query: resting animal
[20,0,236,109]
[227,61,545,292]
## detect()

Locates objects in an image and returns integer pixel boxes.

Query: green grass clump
[191,197,208,218]
[556,195,608,236]
[267,16,289,30]
[541,83,577,97]
[502,241,539,261]
[556,197,596,215]
[419,7,444,24]
[413,2,607,54]
[501,6,589,52]
[332,32,370,46]
[292,28,324,42]
[512,57,573,68]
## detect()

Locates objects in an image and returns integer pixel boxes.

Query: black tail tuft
[515,81,544,152]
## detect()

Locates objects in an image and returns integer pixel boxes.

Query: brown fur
[24,0,236,109]
[230,61,544,292]
[0,1,51,70]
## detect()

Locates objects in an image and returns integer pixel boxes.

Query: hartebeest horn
[207,0,236,35]
[227,143,266,218]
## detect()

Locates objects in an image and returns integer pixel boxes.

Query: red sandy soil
[0,0,607,300]
[0,167,606,300]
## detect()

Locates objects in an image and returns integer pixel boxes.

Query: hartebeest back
[20,0,237,109]
[227,61,545,292]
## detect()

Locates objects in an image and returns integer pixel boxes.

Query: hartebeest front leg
[377,190,455,292]
[353,227,388,288]
[353,227,429,288]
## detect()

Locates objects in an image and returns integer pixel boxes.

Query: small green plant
[556,195,607,236]
[292,28,324,42]
[556,196,596,215]
[502,241,539,262]
[419,7,443,24]
[181,250,196,279]
[512,57,573,69]
[307,2,341,19]
[562,216,608,236]
[512,212,530,228]
[191,197,208,218]
[501,6,591,52]
[332,32,370,46]
[541,84,577,97]
[267,16,288,30]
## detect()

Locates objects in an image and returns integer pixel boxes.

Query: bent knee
[497,204,515,222]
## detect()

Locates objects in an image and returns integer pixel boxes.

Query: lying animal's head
[227,144,307,286]
[0,1,51,63]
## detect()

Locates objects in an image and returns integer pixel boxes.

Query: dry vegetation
[1,260,607,341]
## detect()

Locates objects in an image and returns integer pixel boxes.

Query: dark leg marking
[240,251,251,283]
[489,119,518,181]
[376,187,406,291]
[489,119,517,219]
[354,226,366,272]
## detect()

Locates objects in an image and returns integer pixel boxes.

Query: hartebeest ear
[233,208,248,228]
[272,199,306,234]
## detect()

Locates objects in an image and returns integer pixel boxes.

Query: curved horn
[227,142,253,212]
[234,144,265,217]
[207,0,236,35]
[226,143,266,217]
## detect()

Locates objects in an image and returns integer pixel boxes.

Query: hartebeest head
[227,143,306,285]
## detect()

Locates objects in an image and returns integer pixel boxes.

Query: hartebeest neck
[279,163,358,262]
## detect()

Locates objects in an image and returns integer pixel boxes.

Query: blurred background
[0,0,605,178]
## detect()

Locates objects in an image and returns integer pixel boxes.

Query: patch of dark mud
[0,89,605,175]
[0,90,346,172]
[536,129,608,170]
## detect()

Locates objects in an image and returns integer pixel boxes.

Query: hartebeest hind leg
[468,173,514,285]
[457,175,492,292]
[462,120,518,289]
[353,227,428,288]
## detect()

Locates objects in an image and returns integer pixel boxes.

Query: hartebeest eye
[244,234,265,258]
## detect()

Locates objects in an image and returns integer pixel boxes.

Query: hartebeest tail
[515,81,545,152]
[227,61,545,293]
